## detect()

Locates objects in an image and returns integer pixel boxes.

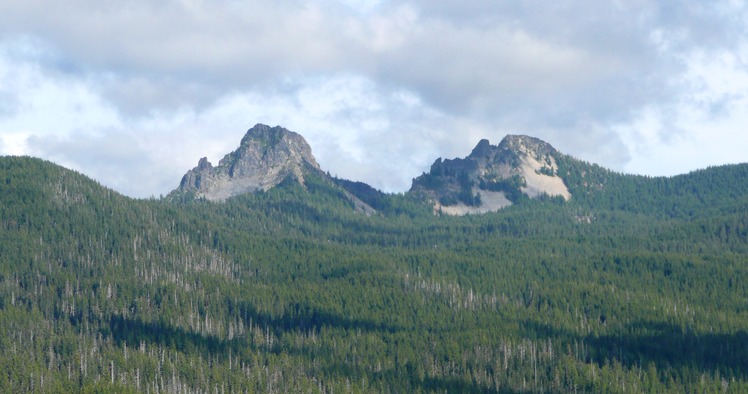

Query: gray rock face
[174,124,321,201]
[410,134,571,215]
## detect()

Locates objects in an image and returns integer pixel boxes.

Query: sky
[1,1,748,198]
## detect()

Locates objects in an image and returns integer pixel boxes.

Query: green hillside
[1,155,748,392]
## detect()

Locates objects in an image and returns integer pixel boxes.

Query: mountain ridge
[166,124,748,219]
[4,124,746,217]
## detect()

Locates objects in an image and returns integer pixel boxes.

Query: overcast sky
[1,1,748,198]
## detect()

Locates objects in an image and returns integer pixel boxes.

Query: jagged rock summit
[410,134,571,215]
[172,124,321,201]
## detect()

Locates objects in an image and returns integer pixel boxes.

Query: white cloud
[0,41,122,136]
[619,47,748,176]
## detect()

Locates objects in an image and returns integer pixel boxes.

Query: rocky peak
[497,134,557,158]
[469,139,492,158]
[239,124,285,147]
[410,134,571,215]
[171,124,321,201]
[196,157,212,170]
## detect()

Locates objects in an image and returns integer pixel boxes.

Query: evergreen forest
[1,155,748,393]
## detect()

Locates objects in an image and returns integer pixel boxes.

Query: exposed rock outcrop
[172,124,321,201]
[409,134,571,215]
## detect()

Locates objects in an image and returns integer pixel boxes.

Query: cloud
[618,45,748,176]
[0,1,663,122]
[1,1,748,197]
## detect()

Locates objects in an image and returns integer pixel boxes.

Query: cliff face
[172,124,321,201]
[410,134,570,215]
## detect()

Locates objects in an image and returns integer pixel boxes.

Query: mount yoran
[1,122,748,392]
[171,123,574,215]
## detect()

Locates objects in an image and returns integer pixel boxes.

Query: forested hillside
[1,155,748,392]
